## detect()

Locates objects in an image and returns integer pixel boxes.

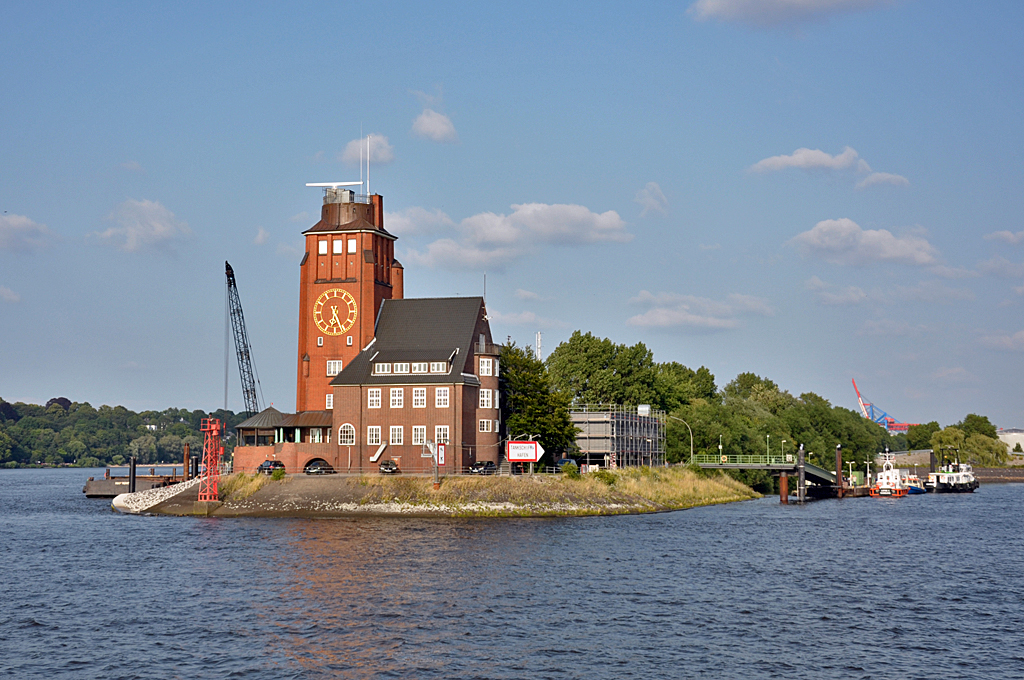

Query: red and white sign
[507,440,545,462]
[437,442,446,466]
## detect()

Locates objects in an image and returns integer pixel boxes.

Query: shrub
[562,462,580,479]
[590,469,616,486]
[271,468,286,481]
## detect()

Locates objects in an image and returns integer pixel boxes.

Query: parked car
[304,462,335,475]
[469,461,497,475]
[257,460,286,475]
[379,460,400,475]
[556,458,577,471]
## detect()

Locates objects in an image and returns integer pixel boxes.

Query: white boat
[926,461,979,493]
[870,452,907,498]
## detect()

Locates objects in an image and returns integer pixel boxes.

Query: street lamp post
[781,440,786,463]
[666,416,694,465]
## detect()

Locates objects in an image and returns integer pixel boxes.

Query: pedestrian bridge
[692,453,836,485]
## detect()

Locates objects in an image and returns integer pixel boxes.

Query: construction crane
[852,379,917,433]
[225,261,263,417]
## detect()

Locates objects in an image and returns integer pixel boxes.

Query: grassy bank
[198,466,759,518]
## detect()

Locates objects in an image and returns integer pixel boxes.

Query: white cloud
[404,203,631,271]
[290,211,310,223]
[978,256,1024,278]
[981,330,1024,352]
[488,310,567,328]
[634,182,668,216]
[254,227,270,245]
[385,207,456,236]
[750,146,907,189]
[412,109,458,143]
[121,160,144,172]
[341,134,394,166]
[932,366,979,384]
[0,214,52,253]
[751,146,862,172]
[856,172,909,189]
[806,276,871,305]
[929,265,979,279]
[892,281,974,304]
[984,230,1024,245]
[688,0,893,27]
[791,218,939,266]
[93,199,190,253]
[0,285,20,303]
[857,319,927,337]
[627,290,773,330]
[515,289,541,301]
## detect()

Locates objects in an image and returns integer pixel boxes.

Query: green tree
[955,413,998,440]
[907,422,940,451]
[1014,442,1023,453]
[500,341,577,461]
[546,331,659,407]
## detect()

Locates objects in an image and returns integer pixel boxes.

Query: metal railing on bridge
[693,452,795,468]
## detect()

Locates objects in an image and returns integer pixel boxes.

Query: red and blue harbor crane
[852,379,918,433]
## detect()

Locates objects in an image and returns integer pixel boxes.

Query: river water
[2,468,1022,679]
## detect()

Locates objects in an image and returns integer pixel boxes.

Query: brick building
[233,188,502,474]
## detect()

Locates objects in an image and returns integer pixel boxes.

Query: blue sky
[2,0,1022,429]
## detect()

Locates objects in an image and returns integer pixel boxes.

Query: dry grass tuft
[219,472,271,501]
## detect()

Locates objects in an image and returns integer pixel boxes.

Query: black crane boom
[225,261,262,417]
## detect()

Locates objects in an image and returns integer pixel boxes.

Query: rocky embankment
[139,467,759,518]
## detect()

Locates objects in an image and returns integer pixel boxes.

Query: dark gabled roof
[330,297,488,386]
[236,407,333,428]
[236,406,285,429]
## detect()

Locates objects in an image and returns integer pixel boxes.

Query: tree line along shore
[3,330,1019,494]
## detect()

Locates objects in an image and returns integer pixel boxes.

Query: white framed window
[348,239,357,254]
[430,361,447,373]
[310,428,323,443]
[317,337,323,347]
[318,240,328,255]
[479,419,492,433]
[326,360,343,376]
[435,387,449,408]
[480,357,492,376]
[390,388,404,408]
[479,389,492,409]
[412,425,426,445]
[367,426,381,446]
[411,362,428,373]
[374,363,391,374]
[368,388,381,408]
[333,239,343,254]
[435,425,449,444]
[326,393,334,410]
[393,362,410,374]
[347,336,353,346]
[494,358,499,377]
[413,387,426,408]
[339,424,356,446]
[390,426,403,446]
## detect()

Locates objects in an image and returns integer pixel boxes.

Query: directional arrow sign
[507,440,545,462]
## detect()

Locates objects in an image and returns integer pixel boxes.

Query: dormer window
[411,362,428,373]
[430,361,447,373]
[374,363,391,374]
[393,362,410,374]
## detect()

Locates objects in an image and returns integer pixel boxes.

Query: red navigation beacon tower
[197,418,224,502]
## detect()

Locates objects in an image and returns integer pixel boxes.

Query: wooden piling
[779,472,789,504]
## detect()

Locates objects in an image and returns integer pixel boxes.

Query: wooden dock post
[797,444,806,503]
[779,472,789,504]
[835,444,843,499]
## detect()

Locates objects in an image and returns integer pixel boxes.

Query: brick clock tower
[295,186,404,412]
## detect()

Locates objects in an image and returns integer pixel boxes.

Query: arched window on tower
[339,424,356,446]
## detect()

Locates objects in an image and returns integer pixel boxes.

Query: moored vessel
[870,452,907,497]
[926,460,979,493]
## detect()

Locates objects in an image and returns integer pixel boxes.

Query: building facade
[234,189,501,474]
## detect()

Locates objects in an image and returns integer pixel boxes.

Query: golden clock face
[313,288,357,336]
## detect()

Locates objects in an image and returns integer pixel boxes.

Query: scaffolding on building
[569,404,666,469]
